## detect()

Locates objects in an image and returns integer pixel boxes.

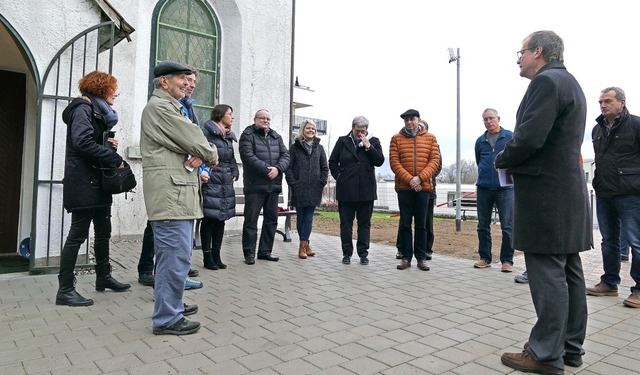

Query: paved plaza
[1,230,639,374]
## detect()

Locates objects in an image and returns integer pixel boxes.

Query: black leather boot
[202,249,218,270]
[56,275,94,306]
[212,248,226,269]
[95,263,131,292]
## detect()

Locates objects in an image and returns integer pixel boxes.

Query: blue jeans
[596,195,640,293]
[397,190,430,262]
[151,220,193,329]
[619,220,630,256]
[296,206,316,242]
[476,187,514,264]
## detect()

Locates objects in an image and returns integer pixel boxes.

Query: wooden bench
[446,191,497,222]
[194,188,295,249]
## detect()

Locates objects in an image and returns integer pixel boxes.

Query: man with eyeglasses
[496,31,591,374]
[329,116,385,265]
[473,108,514,273]
[239,109,290,264]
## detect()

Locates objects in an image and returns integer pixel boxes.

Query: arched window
[152,0,221,121]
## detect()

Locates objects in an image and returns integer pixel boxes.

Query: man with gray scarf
[389,109,440,271]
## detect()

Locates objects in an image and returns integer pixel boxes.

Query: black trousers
[59,206,111,277]
[395,195,437,255]
[242,191,279,258]
[338,200,373,258]
[426,195,436,253]
[201,217,225,252]
[137,221,155,275]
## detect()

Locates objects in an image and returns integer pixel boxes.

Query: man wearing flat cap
[390,109,440,271]
[141,60,218,336]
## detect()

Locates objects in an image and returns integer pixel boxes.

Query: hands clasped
[409,176,422,192]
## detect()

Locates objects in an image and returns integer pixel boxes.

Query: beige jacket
[141,89,218,220]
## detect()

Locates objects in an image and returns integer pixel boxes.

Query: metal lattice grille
[156,0,220,120]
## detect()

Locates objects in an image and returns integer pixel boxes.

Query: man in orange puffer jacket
[390,109,441,271]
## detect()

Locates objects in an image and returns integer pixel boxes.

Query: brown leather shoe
[298,241,307,259]
[523,341,583,367]
[501,351,563,375]
[623,291,640,308]
[305,244,315,257]
[397,259,410,270]
[417,260,430,271]
[586,282,618,296]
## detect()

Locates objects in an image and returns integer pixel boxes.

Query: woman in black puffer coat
[285,120,329,259]
[57,71,130,307]
[199,104,239,269]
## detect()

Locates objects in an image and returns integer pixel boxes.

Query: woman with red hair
[56,71,130,307]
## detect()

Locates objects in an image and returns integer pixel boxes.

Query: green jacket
[141,89,218,220]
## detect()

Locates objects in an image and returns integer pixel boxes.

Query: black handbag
[101,160,137,194]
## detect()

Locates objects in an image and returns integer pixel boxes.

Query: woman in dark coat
[286,120,329,258]
[57,71,130,307]
[199,104,239,269]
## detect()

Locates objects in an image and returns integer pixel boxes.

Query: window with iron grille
[152,0,221,121]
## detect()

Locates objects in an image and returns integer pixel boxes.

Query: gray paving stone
[94,353,143,372]
[22,354,71,374]
[332,342,376,360]
[50,362,102,375]
[304,349,350,369]
[125,361,176,375]
[235,351,282,371]
[341,355,389,374]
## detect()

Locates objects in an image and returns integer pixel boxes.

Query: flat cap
[400,109,420,119]
[153,61,193,78]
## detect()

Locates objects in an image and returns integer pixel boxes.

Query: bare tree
[437,159,478,184]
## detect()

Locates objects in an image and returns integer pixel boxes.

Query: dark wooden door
[0,71,26,254]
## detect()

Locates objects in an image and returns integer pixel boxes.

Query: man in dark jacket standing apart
[473,108,514,272]
[496,31,592,374]
[329,116,385,265]
[587,87,640,308]
[239,109,290,264]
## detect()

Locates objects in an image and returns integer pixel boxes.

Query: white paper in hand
[497,168,513,186]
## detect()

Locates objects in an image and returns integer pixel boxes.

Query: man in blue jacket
[473,108,514,272]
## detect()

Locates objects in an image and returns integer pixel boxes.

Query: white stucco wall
[0,0,293,259]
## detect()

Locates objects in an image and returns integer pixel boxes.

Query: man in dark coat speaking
[496,30,592,375]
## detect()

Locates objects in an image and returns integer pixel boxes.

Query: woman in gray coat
[286,120,329,258]
[199,105,239,269]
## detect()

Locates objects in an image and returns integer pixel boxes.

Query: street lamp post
[448,48,462,232]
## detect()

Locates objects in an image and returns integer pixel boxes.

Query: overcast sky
[293,0,640,174]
